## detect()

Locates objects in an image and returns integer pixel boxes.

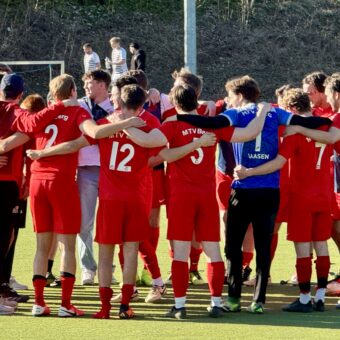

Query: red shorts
[216,170,232,210]
[30,178,81,234]
[95,198,149,244]
[152,168,166,209]
[287,207,332,242]
[167,190,220,242]
[332,192,340,220]
[276,187,289,223]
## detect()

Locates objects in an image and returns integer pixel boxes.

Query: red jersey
[279,128,333,211]
[87,110,160,201]
[159,121,234,193]
[312,106,334,118]
[25,106,91,180]
[162,104,208,121]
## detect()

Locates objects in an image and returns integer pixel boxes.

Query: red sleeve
[215,100,226,115]
[158,121,175,142]
[216,126,235,142]
[279,135,296,160]
[76,107,92,125]
[84,135,96,145]
[12,102,66,133]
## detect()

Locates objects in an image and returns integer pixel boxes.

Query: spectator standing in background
[108,37,128,83]
[83,43,101,73]
[129,42,146,72]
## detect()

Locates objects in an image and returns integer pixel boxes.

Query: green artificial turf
[2,207,340,339]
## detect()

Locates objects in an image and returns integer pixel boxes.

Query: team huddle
[1,64,340,320]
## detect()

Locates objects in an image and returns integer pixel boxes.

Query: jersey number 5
[190,138,204,165]
[109,141,135,172]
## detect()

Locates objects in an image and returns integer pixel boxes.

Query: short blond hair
[110,37,121,44]
[49,74,76,101]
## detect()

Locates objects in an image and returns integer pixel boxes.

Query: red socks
[189,247,203,272]
[207,262,225,297]
[242,251,253,268]
[93,287,113,319]
[121,284,134,306]
[296,257,312,293]
[172,260,189,298]
[316,256,330,288]
[270,233,279,263]
[139,241,161,279]
[33,276,47,306]
[149,227,160,251]
[61,274,75,309]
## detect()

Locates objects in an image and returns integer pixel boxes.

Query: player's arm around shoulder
[0,132,30,154]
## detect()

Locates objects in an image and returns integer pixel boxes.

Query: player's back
[31,106,90,180]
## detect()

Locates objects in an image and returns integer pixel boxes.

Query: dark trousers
[0,181,19,284]
[225,188,280,304]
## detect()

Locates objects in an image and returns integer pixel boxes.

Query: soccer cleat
[145,285,166,303]
[111,289,140,303]
[189,271,205,285]
[58,304,85,317]
[222,297,241,312]
[0,304,15,315]
[118,305,135,319]
[244,276,271,287]
[0,297,17,308]
[165,306,187,320]
[242,266,252,282]
[81,269,95,285]
[165,273,172,285]
[207,305,224,318]
[247,301,264,314]
[32,304,51,317]
[140,269,153,287]
[313,299,325,312]
[326,278,340,296]
[289,273,299,286]
[9,276,28,290]
[282,299,313,313]
[0,284,29,303]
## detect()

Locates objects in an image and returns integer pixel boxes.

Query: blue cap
[0,73,24,98]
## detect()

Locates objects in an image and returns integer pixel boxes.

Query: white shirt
[78,98,114,167]
[84,52,100,73]
[111,47,128,77]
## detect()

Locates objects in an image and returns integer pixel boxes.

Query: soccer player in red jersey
[124,84,269,318]
[234,88,333,312]
[1,74,145,317]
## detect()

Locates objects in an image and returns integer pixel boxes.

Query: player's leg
[77,166,98,285]
[166,240,191,319]
[225,189,252,311]
[202,241,225,317]
[57,233,84,317]
[119,241,139,319]
[93,244,114,319]
[46,234,60,287]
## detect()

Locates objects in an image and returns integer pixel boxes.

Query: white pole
[184,0,197,74]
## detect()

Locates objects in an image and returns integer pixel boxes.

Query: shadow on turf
[18,284,340,329]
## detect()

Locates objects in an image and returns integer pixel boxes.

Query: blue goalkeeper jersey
[222,103,292,189]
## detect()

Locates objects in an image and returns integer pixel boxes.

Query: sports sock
[314,288,326,302]
[121,284,134,306]
[60,272,75,309]
[242,251,253,268]
[47,259,54,273]
[296,257,312,294]
[315,255,330,289]
[32,275,46,306]
[152,277,164,287]
[299,292,311,304]
[139,241,161,279]
[149,227,160,251]
[189,247,202,272]
[175,296,186,309]
[270,233,279,263]
[207,262,225,298]
[93,287,113,318]
[211,296,222,307]
[172,260,189,298]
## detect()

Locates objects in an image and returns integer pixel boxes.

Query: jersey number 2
[45,124,58,148]
[109,141,135,172]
